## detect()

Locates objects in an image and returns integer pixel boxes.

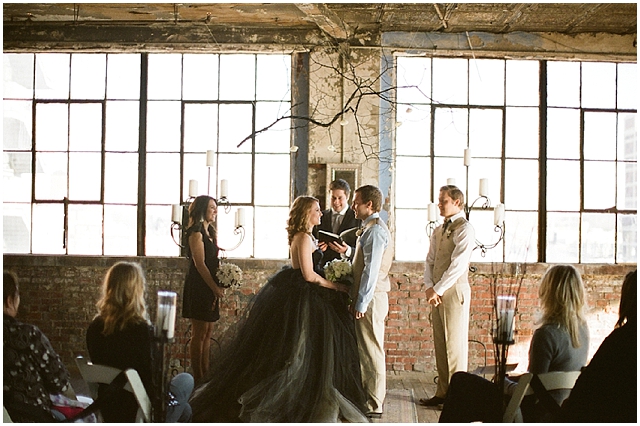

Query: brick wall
[3,255,634,376]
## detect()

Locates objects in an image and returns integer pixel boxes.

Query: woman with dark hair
[181,195,225,382]
[190,196,367,422]
[86,262,194,422]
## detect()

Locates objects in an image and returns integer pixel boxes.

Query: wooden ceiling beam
[294,3,351,40]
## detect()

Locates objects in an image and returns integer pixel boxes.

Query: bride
[190,196,368,422]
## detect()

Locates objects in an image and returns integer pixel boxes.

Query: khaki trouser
[355,291,388,413]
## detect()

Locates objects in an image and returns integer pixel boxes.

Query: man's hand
[328,240,348,254]
[348,303,366,319]
[318,241,328,252]
[425,287,442,307]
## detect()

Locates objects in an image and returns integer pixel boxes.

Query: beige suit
[352,216,394,414]
[427,216,474,399]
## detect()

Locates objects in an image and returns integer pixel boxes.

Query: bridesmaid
[181,195,225,382]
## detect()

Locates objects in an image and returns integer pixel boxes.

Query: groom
[350,185,394,419]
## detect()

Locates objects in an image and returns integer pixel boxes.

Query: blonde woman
[86,262,194,422]
[191,196,367,422]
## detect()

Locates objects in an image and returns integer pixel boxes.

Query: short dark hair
[329,179,351,198]
[3,271,19,306]
[440,185,465,205]
[355,185,383,212]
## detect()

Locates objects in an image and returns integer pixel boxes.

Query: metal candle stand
[152,291,178,423]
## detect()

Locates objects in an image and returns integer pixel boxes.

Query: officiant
[314,179,361,266]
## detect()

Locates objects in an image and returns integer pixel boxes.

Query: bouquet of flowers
[323,258,354,286]
[216,262,243,290]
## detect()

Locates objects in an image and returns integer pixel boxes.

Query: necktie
[442,219,451,234]
[332,213,342,234]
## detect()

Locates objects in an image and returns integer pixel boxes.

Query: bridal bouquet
[324,258,354,286]
[216,262,243,290]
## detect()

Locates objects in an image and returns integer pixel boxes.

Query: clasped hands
[425,287,442,307]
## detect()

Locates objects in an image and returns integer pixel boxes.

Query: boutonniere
[356,228,364,237]
[446,229,452,239]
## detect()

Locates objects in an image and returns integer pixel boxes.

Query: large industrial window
[394,57,637,264]
[3,52,292,258]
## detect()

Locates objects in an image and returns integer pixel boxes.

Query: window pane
[219,54,255,101]
[70,103,102,152]
[470,210,502,263]
[547,160,579,211]
[396,57,431,104]
[505,107,538,158]
[255,102,291,153]
[617,214,637,263]
[505,159,539,210]
[104,205,137,255]
[35,103,68,151]
[148,54,182,100]
[3,152,32,202]
[469,108,502,158]
[547,61,580,107]
[584,161,615,210]
[105,101,139,151]
[506,60,539,106]
[469,59,504,106]
[106,54,141,100]
[35,54,70,99]
[617,63,637,110]
[547,108,580,159]
[255,154,289,206]
[618,113,636,161]
[433,157,466,193]
[69,152,101,201]
[433,58,468,105]
[434,107,468,156]
[217,206,254,259]
[184,103,217,153]
[183,54,219,101]
[581,213,615,263]
[396,105,430,156]
[147,153,180,204]
[257,55,291,101]
[70,54,106,99]
[504,211,538,263]
[147,101,181,152]
[396,157,431,208]
[218,153,252,204]
[32,203,65,254]
[219,103,252,153]
[146,205,179,256]
[67,204,102,255]
[35,152,67,200]
[254,206,289,259]
[3,100,32,150]
[105,153,138,204]
[183,152,209,198]
[546,212,579,263]
[395,209,429,261]
[468,158,501,203]
[4,53,34,99]
[3,203,31,253]
[584,112,616,161]
[582,62,616,108]
[618,162,637,210]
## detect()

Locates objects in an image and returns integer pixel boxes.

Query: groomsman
[419,185,475,408]
[314,179,361,266]
[350,185,394,419]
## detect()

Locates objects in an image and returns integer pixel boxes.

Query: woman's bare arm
[291,233,347,293]
[189,231,224,299]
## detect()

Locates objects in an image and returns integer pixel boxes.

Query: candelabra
[152,291,177,423]
[425,148,505,257]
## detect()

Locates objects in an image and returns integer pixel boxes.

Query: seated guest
[3,271,71,422]
[86,261,194,422]
[559,270,637,423]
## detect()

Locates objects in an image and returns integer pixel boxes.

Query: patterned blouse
[3,314,71,422]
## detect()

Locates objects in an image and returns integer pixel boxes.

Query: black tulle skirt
[189,267,368,423]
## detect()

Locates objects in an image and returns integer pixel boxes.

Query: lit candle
[206,150,215,167]
[171,204,181,223]
[220,179,228,198]
[237,208,245,227]
[464,148,472,166]
[188,180,198,197]
[496,295,516,342]
[428,203,437,222]
[479,178,489,197]
[446,178,456,186]
[155,291,177,340]
[494,203,505,226]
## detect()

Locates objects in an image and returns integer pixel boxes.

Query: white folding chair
[3,406,13,423]
[75,355,152,422]
[503,371,581,422]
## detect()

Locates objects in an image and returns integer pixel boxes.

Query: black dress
[182,223,220,322]
[190,249,368,422]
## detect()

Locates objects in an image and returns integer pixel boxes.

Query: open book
[318,230,344,244]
